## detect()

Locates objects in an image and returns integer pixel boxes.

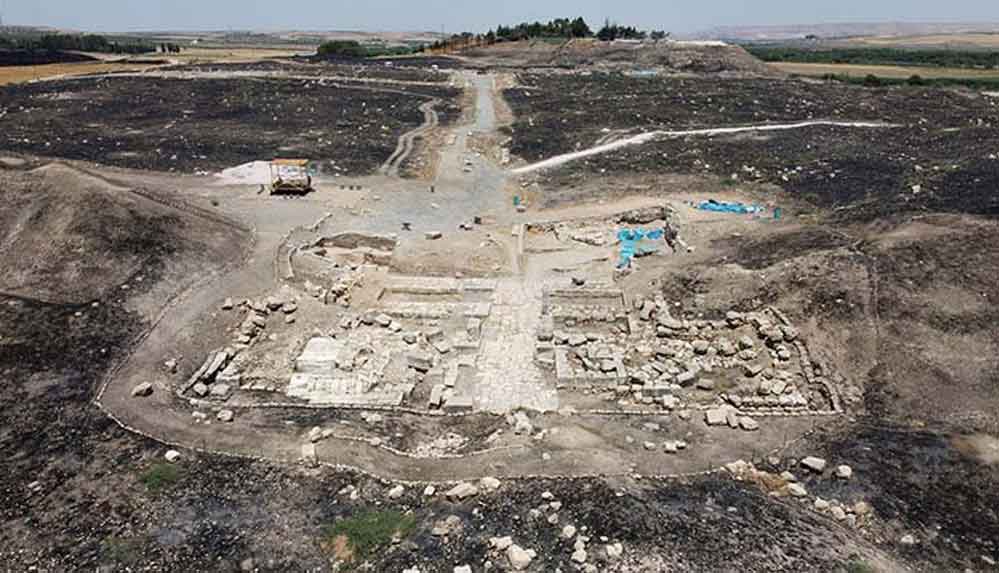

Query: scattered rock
[423,485,436,497]
[490,536,514,551]
[705,408,729,426]
[210,383,232,398]
[506,544,535,570]
[425,231,443,240]
[432,515,463,537]
[835,464,853,479]
[739,417,760,431]
[511,411,534,435]
[454,566,472,573]
[307,426,324,443]
[387,485,405,499]
[479,476,502,492]
[131,382,153,397]
[216,409,234,423]
[221,297,234,310]
[445,482,479,500]
[663,440,687,453]
[606,542,623,560]
[900,534,917,546]
[164,450,181,463]
[787,483,808,497]
[561,525,577,539]
[800,456,828,473]
[853,501,873,516]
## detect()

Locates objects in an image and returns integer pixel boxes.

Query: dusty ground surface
[1,44,998,573]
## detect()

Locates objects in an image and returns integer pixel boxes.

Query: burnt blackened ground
[355,477,885,573]
[168,59,454,83]
[0,76,461,175]
[505,74,999,220]
[805,423,999,571]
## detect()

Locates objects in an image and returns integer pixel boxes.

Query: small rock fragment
[800,456,828,473]
[131,382,154,397]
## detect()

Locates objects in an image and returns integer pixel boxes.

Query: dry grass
[0,47,308,86]
[846,33,999,49]
[772,61,999,79]
[171,47,309,63]
[0,62,153,86]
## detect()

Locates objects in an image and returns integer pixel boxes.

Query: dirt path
[512,120,899,174]
[380,99,440,177]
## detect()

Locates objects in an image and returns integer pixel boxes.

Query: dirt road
[513,120,899,174]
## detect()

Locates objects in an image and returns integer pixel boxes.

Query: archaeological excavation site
[1,19,998,573]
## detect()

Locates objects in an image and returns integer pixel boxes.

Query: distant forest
[0,33,166,55]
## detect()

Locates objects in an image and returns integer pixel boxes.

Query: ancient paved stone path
[473,279,559,413]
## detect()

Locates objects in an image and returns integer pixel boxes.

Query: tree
[596,21,645,41]
[570,17,592,38]
[317,40,366,58]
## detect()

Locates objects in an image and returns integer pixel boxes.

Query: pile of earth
[0,162,247,303]
[463,39,773,74]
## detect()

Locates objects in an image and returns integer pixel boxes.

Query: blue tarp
[697,199,764,215]
[617,228,665,268]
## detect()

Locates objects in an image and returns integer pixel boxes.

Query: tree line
[0,33,159,55]
[316,40,423,59]
[746,45,999,70]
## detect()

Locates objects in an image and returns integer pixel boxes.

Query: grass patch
[138,462,183,492]
[321,510,416,564]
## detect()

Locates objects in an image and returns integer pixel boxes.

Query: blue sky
[4,0,999,34]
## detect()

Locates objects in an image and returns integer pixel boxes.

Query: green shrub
[139,462,182,492]
[321,510,416,562]
[317,40,366,58]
